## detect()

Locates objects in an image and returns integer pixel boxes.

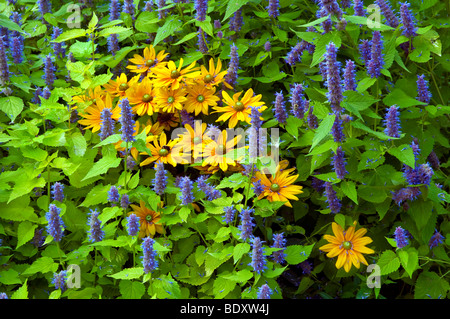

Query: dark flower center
[145,59,155,67]
[170,70,180,79]
[167,96,175,104]
[119,83,129,91]
[342,241,352,250]
[145,214,153,222]
[159,148,169,156]
[270,183,280,192]
[204,74,213,83]
[142,94,152,102]
[197,95,205,103]
[233,101,245,112]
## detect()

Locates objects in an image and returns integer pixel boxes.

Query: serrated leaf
[377,250,400,276]
[16,221,38,249]
[109,267,143,280]
[22,257,58,275]
[154,18,182,46]
[152,274,181,299]
[222,0,248,22]
[341,180,358,204]
[398,247,419,279]
[52,28,86,43]
[11,280,28,299]
[415,271,450,299]
[310,113,335,151]
[387,144,416,168]
[284,244,314,265]
[119,280,145,299]
[233,242,250,264]
[81,155,122,181]
[0,96,24,122]
[213,276,237,299]
[97,26,130,38]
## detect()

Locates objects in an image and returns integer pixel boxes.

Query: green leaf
[22,257,58,276]
[173,32,198,46]
[233,242,250,264]
[398,247,419,279]
[16,221,38,249]
[11,280,28,299]
[356,77,377,93]
[134,11,159,33]
[213,276,237,299]
[52,28,87,43]
[20,145,48,162]
[383,88,427,108]
[69,131,87,157]
[222,0,248,22]
[152,274,181,299]
[80,184,110,207]
[81,155,122,181]
[2,196,38,222]
[310,113,335,151]
[109,267,143,280]
[119,280,145,299]
[387,144,416,168]
[284,244,314,265]
[311,32,341,67]
[98,26,130,38]
[0,96,24,122]
[377,250,400,276]
[351,121,394,141]
[0,15,23,33]
[415,271,450,299]
[154,18,182,46]
[341,180,358,204]
[0,269,21,285]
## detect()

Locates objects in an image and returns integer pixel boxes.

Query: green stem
[428,60,445,105]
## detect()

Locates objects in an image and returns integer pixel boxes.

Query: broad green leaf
[311,32,341,67]
[0,269,21,285]
[358,185,387,203]
[383,88,427,108]
[81,155,122,181]
[80,184,110,207]
[152,274,181,299]
[154,18,182,46]
[22,257,58,275]
[109,267,143,280]
[310,113,335,151]
[284,244,315,265]
[20,145,48,162]
[0,96,24,122]
[119,280,145,299]
[233,242,250,264]
[222,0,248,22]
[16,221,38,249]
[387,144,416,168]
[134,11,159,33]
[213,276,237,299]
[88,12,98,30]
[377,250,400,276]
[52,28,87,43]
[341,180,358,204]
[398,247,419,279]
[69,131,87,157]
[356,77,377,93]
[98,26,130,38]
[0,15,23,33]
[2,196,38,222]
[415,271,450,299]
[11,280,28,299]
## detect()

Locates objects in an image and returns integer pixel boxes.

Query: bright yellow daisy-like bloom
[126,77,158,116]
[157,111,180,131]
[197,58,228,89]
[202,129,243,172]
[152,58,200,90]
[72,86,105,110]
[184,83,220,116]
[213,88,266,128]
[103,73,139,99]
[174,121,212,161]
[153,86,187,113]
[127,45,169,75]
[319,222,375,273]
[253,165,303,208]
[140,132,186,167]
[78,93,121,132]
[129,200,164,239]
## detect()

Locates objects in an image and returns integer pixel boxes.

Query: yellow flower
[201,129,243,172]
[126,77,158,116]
[129,200,164,238]
[184,83,219,116]
[253,165,303,208]
[103,73,139,98]
[127,45,169,75]
[140,132,185,167]
[157,111,180,131]
[174,121,212,161]
[72,86,105,110]
[152,58,200,90]
[213,88,266,128]
[78,93,121,132]
[153,86,187,113]
[319,222,375,273]
[198,58,228,88]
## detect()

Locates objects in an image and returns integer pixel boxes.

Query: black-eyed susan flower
[253,165,303,208]
[152,58,200,90]
[127,45,169,75]
[129,200,164,238]
[174,121,212,161]
[201,129,243,172]
[126,76,158,116]
[103,73,139,98]
[213,88,266,128]
[72,86,105,110]
[153,86,187,113]
[184,83,220,116]
[78,93,121,132]
[140,132,185,167]
[319,222,375,273]
[198,58,228,88]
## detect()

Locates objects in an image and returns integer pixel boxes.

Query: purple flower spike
[249,237,267,274]
[383,105,401,138]
[394,226,409,249]
[127,213,140,237]
[119,98,136,144]
[325,42,343,113]
[238,207,255,241]
[332,146,348,180]
[46,204,65,242]
[142,237,158,273]
[257,284,273,299]
[179,176,194,205]
[152,162,168,196]
[194,0,208,22]
[343,60,357,91]
[324,182,341,214]
[224,43,239,89]
[416,74,432,104]
[429,229,445,249]
[100,108,115,141]
[399,2,417,38]
[367,31,384,78]
[87,208,104,243]
[267,0,280,18]
[273,91,287,124]
[375,0,399,28]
